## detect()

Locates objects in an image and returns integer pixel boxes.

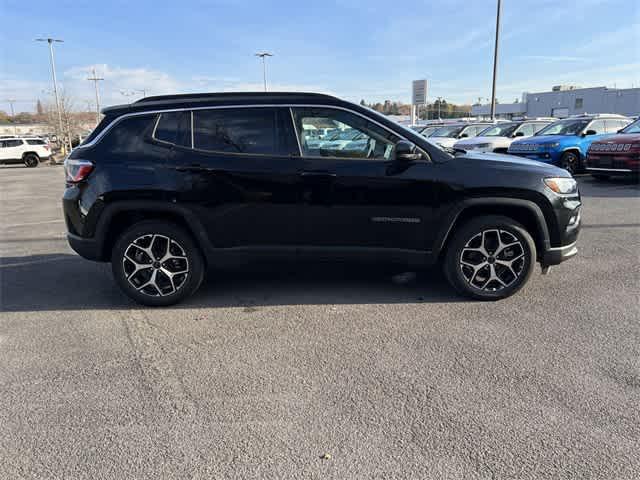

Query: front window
[536,119,589,136]
[477,123,519,137]
[621,118,640,134]
[292,107,398,160]
[431,125,464,138]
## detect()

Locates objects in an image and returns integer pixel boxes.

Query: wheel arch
[92,201,210,264]
[434,198,550,262]
[22,151,40,159]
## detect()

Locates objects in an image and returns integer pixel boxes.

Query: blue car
[508,114,631,174]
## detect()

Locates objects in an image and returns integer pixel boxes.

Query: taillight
[64,159,94,183]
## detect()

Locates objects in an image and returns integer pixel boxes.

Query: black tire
[443,215,537,301]
[23,153,39,168]
[591,174,610,181]
[559,151,579,175]
[111,221,205,306]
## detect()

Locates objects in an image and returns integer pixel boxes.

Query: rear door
[0,139,24,161]
[168,107,304,248]
[290,106,435,252]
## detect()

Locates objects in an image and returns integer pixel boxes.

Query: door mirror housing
[584,129,597,136]
[459,133,469,138]
[514,131,524,137]
[395,140,421,161]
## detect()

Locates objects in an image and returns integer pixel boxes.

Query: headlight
[544,177,578,195]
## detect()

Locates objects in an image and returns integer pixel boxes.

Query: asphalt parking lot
[1,164,639,479]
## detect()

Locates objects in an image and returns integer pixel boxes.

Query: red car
[586,118,640,179]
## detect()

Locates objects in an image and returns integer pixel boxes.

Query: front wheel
[559,151,579,175]
[111,221,205,306]
[23,154,39,168]
[443,216,537,300]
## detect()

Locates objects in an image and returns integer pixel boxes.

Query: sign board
[412,79,428,105]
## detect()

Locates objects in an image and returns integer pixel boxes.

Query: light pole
[87,67,104,125]
[255,52,273,92]
[36,37,67,152]
[490,0,502,121]
[436,96,443,119]
[6,99,17,135]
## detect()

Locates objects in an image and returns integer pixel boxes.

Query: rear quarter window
[96,115,158,156]
[26,139,46,145]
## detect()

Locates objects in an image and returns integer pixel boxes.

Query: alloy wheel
[122,234,189,296]
[459,229,526,292]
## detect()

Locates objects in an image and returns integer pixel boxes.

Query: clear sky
[1,0,638,113]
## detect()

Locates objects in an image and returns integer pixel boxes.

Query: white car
[429,123,494,149]
[0,137,52,167]
[454,120,553,153]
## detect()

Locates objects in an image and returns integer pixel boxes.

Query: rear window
[26,139,46,145]
[193,108,279,155]
[153,112,191,147]
[96,115,157,155]
[81,115,115,145]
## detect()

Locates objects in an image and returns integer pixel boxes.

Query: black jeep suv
[63,92,580,306]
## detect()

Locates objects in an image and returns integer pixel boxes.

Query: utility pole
[6,99,17,135]
[87,67,104,125]
[490,0,502,121]
[36,37,67,152]
[255,52,273,92]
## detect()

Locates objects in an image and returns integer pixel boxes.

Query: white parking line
[3,219,64,228]
[0,256,70,268]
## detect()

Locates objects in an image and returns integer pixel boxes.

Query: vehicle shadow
[0,254,461,313]
[576,175,640,198]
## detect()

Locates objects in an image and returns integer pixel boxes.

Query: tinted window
[154,112,190,147]
[193,108,279,154]
[3,139,23,147]
[98,115,157,155]
[26,139,46,145]
[292,107,399,160]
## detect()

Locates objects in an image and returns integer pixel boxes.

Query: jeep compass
[63,92,581,306]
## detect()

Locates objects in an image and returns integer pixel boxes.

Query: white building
[472,85,640,120]
[0,123,50,137]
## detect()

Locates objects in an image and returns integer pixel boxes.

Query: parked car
[507,114,632,174]
[64,92,580,306]
[585,118,640,179]
[454,119,552,153]
[0,137,52,167]
[429,122,495,149]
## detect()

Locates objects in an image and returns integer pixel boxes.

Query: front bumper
[542,241,578,266]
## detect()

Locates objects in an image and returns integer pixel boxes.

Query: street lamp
[255,52,273,92]
[490,0,502,121]
[35,37,69,152]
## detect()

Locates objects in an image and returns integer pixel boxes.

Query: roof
[102,91,344,116]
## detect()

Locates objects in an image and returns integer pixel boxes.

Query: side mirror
[459,133,469,138]
[514,131,524,137]
[395,140,421,161]
[617,129,625,133]
[584,129,597,136]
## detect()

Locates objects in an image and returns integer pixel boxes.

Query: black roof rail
[134,91,336,104]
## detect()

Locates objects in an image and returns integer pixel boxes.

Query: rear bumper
[67,233,102,261]
[542,241,578,266]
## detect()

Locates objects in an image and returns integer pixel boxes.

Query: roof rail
[133,91,335,104]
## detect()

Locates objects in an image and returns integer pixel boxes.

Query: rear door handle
[299,171,337,178]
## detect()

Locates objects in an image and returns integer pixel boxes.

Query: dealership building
[471,85,640,120]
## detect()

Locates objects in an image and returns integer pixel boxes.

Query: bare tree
[43,89,81,154]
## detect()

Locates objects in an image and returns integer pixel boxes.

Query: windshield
[536,119,589,136]
[431,125,464,138]
[622,118,640,134]
[477,123,518,137]
[420,126,440,137]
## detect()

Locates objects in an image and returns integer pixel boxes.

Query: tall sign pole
[490,0,502,121]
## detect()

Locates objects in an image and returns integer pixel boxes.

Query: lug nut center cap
[153,261,161,269]
[488,256,496,264]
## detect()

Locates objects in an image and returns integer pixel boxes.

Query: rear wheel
[559,151,579,174]
[111,221,204,306]
[443,215,536,300]
[23,153,39,168]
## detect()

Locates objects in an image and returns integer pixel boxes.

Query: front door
[290,107,434,252]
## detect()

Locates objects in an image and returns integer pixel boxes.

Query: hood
[455,136,505,146]
[592,133,640,144]
[459,151,568,175]
[512,134,569,145]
